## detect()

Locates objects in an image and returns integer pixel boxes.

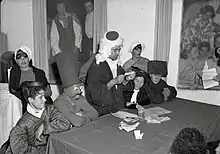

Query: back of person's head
[170,127,207,154]
[21,81,45,103]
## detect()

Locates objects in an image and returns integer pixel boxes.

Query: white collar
[27,104,45,118]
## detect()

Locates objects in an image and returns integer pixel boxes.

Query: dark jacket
[85,60,125,116]
[146,76,177,104]
[123,80,151,109]
[9,64,53,109]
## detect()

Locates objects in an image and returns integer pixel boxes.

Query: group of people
[0,29,178,153]
[179,2,220,89]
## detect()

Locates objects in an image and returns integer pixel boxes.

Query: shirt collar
[27,104,45,118]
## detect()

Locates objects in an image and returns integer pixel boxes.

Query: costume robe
[85,60,125,116]
[5,105,71,154]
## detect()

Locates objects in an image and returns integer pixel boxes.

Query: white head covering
[14,45,32,60]
[95,31,123,65]
[128,41,145,53]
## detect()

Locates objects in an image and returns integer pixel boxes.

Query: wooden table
[47,98,220,154]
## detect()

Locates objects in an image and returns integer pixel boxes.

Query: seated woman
[5,81,71,154]
[122,67,150,109]
[123,41,149,73]
[9,45,53,114]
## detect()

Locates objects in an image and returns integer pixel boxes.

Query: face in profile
[189,47,199,59]
[109,45,122,61]
[16,51,30,69]
[134,76,144,90]
[150,74,162,84]
[84,1,94,14]
[57,3,66,14]
[28,90,46,110]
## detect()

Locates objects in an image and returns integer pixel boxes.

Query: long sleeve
[43,105,71,134]
[54,98,87,127]
[9,126,40,154]
[166,85,177,101]
[86,63,114,106]
[9,66,22,100]
[75,96,98,121]
[72,16,82,50]
[50,20,61,56]
[147,88,165,104]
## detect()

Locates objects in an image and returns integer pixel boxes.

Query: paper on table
[111,111,138,120]
[144,107,172,117]
[145,114,171,123]
[134,130,144,139]
[119,121,140,132]
[202,68,219,89]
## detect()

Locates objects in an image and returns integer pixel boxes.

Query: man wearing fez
[54,62,98,127]
[85,31,128,116]
[50,0,82,83]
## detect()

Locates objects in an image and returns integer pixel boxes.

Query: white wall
[167,0,220,106]
[1,0,34,56]
[108,0,220,106]
[107,0,155,64]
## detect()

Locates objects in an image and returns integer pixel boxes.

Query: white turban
[128,41,145,53]
[95,31,123,65]
[14,45,32,60]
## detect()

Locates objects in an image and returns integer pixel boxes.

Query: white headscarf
[128,41,145,53]
[95,31,124,65]
[14,45,32,60]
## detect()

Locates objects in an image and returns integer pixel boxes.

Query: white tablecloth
[0,88,22,147]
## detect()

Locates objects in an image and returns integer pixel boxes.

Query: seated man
[5,81,71,154]
[85,31,129,116]
[170,127,208,154]
[122,67,150,109]
[146,60,177,104]
[54,63,98,127]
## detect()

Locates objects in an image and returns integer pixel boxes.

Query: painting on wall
[46,0,94,84]
[177,0,220,90]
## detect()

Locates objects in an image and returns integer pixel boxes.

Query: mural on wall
[46,0,94,84]
[178,0,220,90]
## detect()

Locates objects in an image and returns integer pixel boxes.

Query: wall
[108,0,220,106]
[1,0,34,57]
[107,0,155,64]
[167,0,220,106]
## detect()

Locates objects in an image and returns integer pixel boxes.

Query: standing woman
[9,45,53,114]
[123,41,149,73]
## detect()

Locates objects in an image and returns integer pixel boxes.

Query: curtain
[32,0,49,79]
[153,0,173,61]
[93,0,108,53]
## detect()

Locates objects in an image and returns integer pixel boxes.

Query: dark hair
[21,81,45,103]
[133,44,142,51]
[200,5,215,18]
[214,47,220,67]
[170,127,207,154]
[130,66,148,83]
[198,42,210,51]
